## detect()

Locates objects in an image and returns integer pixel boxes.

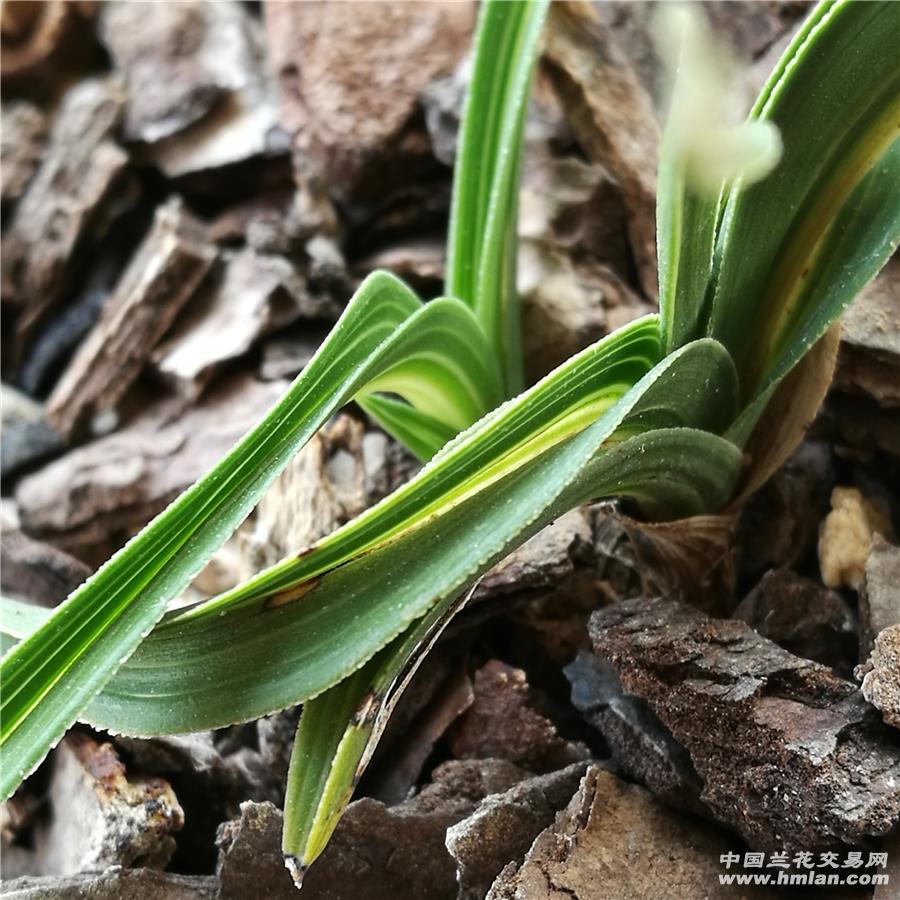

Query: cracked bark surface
[587,596,900,853]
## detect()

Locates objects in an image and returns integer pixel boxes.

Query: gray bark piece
[3,79,127,331]
[100,0,267,146]
[1,103,47,204]
[837,257,900,407]
[857,625,900,731]
[151,249,307,400]
[446,763,588,900]
[215,802,296,900]
[543,2,659,300]
[860,534,900,655]
[17,374,287,560]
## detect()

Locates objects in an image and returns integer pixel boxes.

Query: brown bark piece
[211,765,527,900]
[299,760,530,900]
[215,802,295,900]
[734,568,856,674]
[46,198,216,442]
[1,0,97,84]
[589,595,900,852]
[475,508,594,601]
[266,0,475,207]
[543,0,659,300]
[151,249,306,401]
[487,766,779,900]
[448,660,589,773]
[0,869,215,900]
[2,78,127,331]
[18,374,287,562]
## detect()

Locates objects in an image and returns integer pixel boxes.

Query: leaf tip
[284,855,307,890]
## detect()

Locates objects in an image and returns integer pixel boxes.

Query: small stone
[0,384,63,479]
[565,651,705,816]
[38,732,183,876]
[819,486,895,590]
[0,500,89,607]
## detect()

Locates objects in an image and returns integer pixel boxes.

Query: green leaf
[656,155,720,355]
[1,337,740,869]
[728,139,900,446]
[278,420,743,876]
[281,585,474,881]
[67,319,659,735]
[708,0,900,394]
[0,331,744,738]
[154,315,661,626]
[445,0,550,393]
[358,296,504,434]
[0,273,499,800]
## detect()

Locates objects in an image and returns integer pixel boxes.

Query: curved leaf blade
[0,274,499,800]
[5,335,738,737]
